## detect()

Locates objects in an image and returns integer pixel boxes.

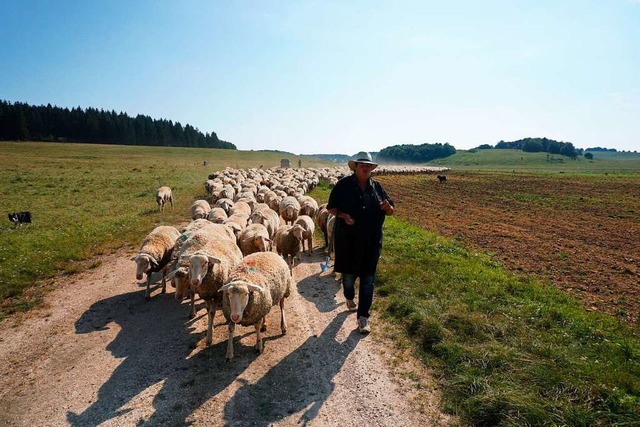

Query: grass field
[2,141,639,425]
[427,148,640,173]
[0,141,333,316]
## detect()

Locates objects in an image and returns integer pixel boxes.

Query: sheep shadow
[223,312,362,426]
[65,287,246,426]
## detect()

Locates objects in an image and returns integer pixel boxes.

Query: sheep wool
[219,252,293,359]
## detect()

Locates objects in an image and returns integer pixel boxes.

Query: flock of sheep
[135,164,447,360]
[134,166,349,360]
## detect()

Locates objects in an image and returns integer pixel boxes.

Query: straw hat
[348,151,378,171]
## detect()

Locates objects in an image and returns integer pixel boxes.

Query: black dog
[437,175,447,183]
[8,211,32,227]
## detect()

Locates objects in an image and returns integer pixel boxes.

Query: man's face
[355,162,373,179]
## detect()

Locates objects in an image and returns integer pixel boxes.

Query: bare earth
[0,248,452,426]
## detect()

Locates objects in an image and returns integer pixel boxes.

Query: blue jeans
[342,273,375,319]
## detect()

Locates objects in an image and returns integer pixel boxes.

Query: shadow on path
[65,287,244,426]
[223,312,362,426]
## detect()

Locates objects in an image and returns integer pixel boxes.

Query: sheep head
[131,254,158,280]
[182,252,222,287]
[219,281,264,323]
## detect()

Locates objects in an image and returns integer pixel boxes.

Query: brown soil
[379,172,640,325]
[0,247,452,426]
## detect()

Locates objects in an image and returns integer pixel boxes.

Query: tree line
[377,143,456,163]
[0,99,235,149]
[480,137,581,158]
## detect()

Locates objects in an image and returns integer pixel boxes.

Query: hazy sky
[1,1,639,154]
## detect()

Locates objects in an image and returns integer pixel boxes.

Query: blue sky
[1,1,639,154]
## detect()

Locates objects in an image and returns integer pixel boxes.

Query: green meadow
[2,141,639,425]
[427,148,640,173]
[0,141,330,315]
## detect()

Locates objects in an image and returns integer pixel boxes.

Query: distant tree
[522,139,543,152]
[378,142,456,163]
[476,144,493,149]
[584,152,594,160]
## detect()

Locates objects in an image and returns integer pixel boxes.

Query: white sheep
[207,207,228,224]
[293,215,315,257]
[214,198,234,216]
[167,224,235,317]
[218,251,293,360]
[274,223,305,272]
[224,212,249,241]
[316,203,330,248]
[229,200,252,217]
[190,199,212,220]
[156,186,173,212]
[249,206,280,240]
[131,225,181,300]
[298,195,319,219]
[177,238,243,346]
[238,223,272,256]
[279,196,300,225]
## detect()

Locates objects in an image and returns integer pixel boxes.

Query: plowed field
[377,172,640,325]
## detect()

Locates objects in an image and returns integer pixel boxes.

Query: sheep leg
[255,318,264,354]
[189,292,196,319]
[161,275,167,294]
[205,299,217,346]
[260,316,267,332]
[280,297,287,334]
[226,323,236,361]
[145,275,151,300]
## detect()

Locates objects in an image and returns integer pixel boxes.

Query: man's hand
[380,199,394,215]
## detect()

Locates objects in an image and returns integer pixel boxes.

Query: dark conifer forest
[0,99,235,149]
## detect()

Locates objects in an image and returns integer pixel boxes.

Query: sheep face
[167,267,189,300]
[219,281,264,323]
[182,253,222,287]
[131,254,157,280]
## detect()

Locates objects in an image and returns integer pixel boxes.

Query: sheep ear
[165,270,177,281]
[180,254,191,261]
[247,283,264,293]
[130,255,138,261]
[218,283,233,293]
[207,256,222,265]
[147,255,159,267]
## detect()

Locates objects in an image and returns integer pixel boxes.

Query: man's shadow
[65,285,245,426]
[223,312,363,426]
[295,250,343,314]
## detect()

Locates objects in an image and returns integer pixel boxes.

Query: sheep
[190,199,212,220]
[207,207,228,224]
[263,190,281,213]
[293,215,315,257]
[279,196,300,225]
[274,223,305,272]
[167,223,236,317]
[131,225,181,300]
[224,212,249,241]
[177,238,243,346]
[238,223,272,256]
[298,195,319,219]
[437,174,447,183]
[156,186,173,212]
[218,252,293,360]
[229,200,252,217]
[249,206,280,240]
[214,198,234,216]
[316,203,330,248]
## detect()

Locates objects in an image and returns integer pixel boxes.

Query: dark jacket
[327,174,394,276]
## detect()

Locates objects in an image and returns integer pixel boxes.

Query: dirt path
[0,248,451,426]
